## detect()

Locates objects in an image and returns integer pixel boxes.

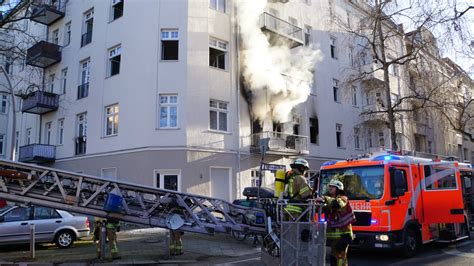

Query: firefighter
[284,158,313,219]
[95,218,121,260]
[169,230,184,255]
[316,179,355,266]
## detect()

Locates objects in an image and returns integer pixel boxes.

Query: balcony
[359,62,385,88]
[259,12,303,48]
[19,144,56,163]
[77,83,89,99]
[21,90,59,115]
[360,104,388,125]
[30,0,65,25]
[250,131,308,155]
[81,31,92,47]
[26,41,62,68]
[75,136,86,155]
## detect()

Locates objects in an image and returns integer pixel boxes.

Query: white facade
[0,0,472,200]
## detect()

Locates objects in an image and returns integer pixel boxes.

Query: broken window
[161,29,179,60]
[309,117,319,144]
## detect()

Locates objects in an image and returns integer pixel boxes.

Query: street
[0,226,472,265]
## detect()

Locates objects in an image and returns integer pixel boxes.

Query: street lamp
[0,65,16,160]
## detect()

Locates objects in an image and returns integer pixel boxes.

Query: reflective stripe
[285,205,303,213]
[299,186,310,194]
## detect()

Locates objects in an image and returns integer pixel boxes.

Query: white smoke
[236,0,322,123]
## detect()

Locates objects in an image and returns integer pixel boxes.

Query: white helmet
[329,179,344,190]
[291,158,310,170]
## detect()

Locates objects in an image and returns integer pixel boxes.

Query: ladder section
[0,159,266,235]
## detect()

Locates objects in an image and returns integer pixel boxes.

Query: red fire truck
[319,153,472,257]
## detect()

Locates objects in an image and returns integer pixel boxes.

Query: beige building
[0,0,472,200]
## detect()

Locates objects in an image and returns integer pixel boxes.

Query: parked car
[0,205,90,248]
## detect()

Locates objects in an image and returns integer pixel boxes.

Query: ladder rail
[0,159,267,235]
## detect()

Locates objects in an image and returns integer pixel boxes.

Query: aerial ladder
[0,159,267,236]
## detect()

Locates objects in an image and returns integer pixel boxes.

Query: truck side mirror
[390,167,407,197]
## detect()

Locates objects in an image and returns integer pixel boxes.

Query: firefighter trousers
[329,234,351,266]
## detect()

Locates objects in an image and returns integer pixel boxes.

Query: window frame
[45,122,52,145]
[104,104,119,137]
[336,123,343,148]
[153,169,181,192]
[330,36,337,59]
[209,0,226,13]
[209,38,228,70]
[107,45,121,77]
[158,94,178,129]
[110,0,124,21]
[161,29,179,61]
[48,73,55,93]
[64,21,71,46]
[57,118,64,145]
[1,94,8,114]
[61,68,68,94]
[352,86,358,106]
[309,117,319,145]
[0,134,4,156]
[332,79,340,103]
[354,127,361,150]
[52,29,59,44]
[209,99,229,132]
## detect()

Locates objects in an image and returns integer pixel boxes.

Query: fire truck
[319,153,473,257]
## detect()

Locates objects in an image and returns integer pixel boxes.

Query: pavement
[0,224,262,265]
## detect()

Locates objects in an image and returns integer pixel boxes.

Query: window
[101,167,117,179]
[159,94,178,128]
[367,129,373,147]
[111,0,123,21]
[78,59,90,99]
[354,127,361,149]
[48,74,55,93]
[26,128,31,145]
[155,170,181,191]
[4,207,30,222]
[288,17,298,27]
[330,37,337,59]
[388,63,398,76]
[209,99,228,132]
[161,29,179,60]
[346,10,351,27]
[304,25,311,46]
[309,117,319,144]
[1,94,8,114]
[52,29,59,44]
[428,141,432,154]
[352,86,358,106]
[336,123,343,148]
[333,79,340,103]
[58,119,64,145]
[349,46,355,66]
[378,130,385,147]
[105,104,119,136]
[108,45,121,76]
[4,55,12,74]
[209,38,227,70]
[45,122,52,145]
[210,0,225,12]
[76,113,87,155]
[0,135,4,155]
[61,68,67,94]
[81,10,94,47]
[424,165,457,190]
[34,207,61,220]
[14,131,18,154]
[64,22,71,46]
[328,0,335,20]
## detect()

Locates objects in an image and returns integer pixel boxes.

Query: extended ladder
[0,159,266,235]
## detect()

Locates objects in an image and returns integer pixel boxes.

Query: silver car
[0,205,90,248]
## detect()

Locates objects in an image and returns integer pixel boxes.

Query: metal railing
[259,12,303,43]
[21,90,59,114]
[26,41,62,68]
[30,0,66,25]
[361,104,387,123]
[77,83,89,99]
[250,131,308,154]
[19,144,56,163]
[81,31,92,47]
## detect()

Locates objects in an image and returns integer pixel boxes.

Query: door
[33,206,63,242]
[421,163,465,223]
[210,167,231,202]
[0,207,32,244]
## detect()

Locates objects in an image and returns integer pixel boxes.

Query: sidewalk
[0,226,261,265]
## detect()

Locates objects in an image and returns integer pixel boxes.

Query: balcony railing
[77,83,89,99]
[359,62,384,87]
[26,41,62,68]
[360,104,388,124]
[75,136,87,155]
[250,131,309,155]
[21,90,59,114]
[259,12,303,48]
[19,144,56,163]
[81,31,92,47]
[30,0,66,25]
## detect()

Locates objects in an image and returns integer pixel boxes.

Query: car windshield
[320,165,385,200]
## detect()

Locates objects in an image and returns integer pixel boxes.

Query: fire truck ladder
[0,159,267,236]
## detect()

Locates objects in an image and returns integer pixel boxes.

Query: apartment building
[0,0,472,201]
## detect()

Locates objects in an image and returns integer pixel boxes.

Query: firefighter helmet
[329,179,344,190]
[290,158,310,170]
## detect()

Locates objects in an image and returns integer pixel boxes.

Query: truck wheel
[402,228,418,258]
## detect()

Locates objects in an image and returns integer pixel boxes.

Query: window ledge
[209,8,227,14]
[352,105,360,108]
[208,130,231,135]
[157,127,180,130]
[105,73,120,80]
[102,134,118,139]
[337,147,346,150]
[209,66,229,72]
[160,60,179,62]
[310,143,319,146]
[108,16,124,24]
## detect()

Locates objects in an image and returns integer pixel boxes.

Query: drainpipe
[234,1,242,199]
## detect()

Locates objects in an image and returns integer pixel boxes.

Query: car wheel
[55,230,75,248]
[402,228,418,258]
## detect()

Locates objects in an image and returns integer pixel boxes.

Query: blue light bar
[322,160,338,166]
[371,219,377,224]
[372,155,401,162]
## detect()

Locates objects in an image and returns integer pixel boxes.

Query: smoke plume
[236,0,322,123]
